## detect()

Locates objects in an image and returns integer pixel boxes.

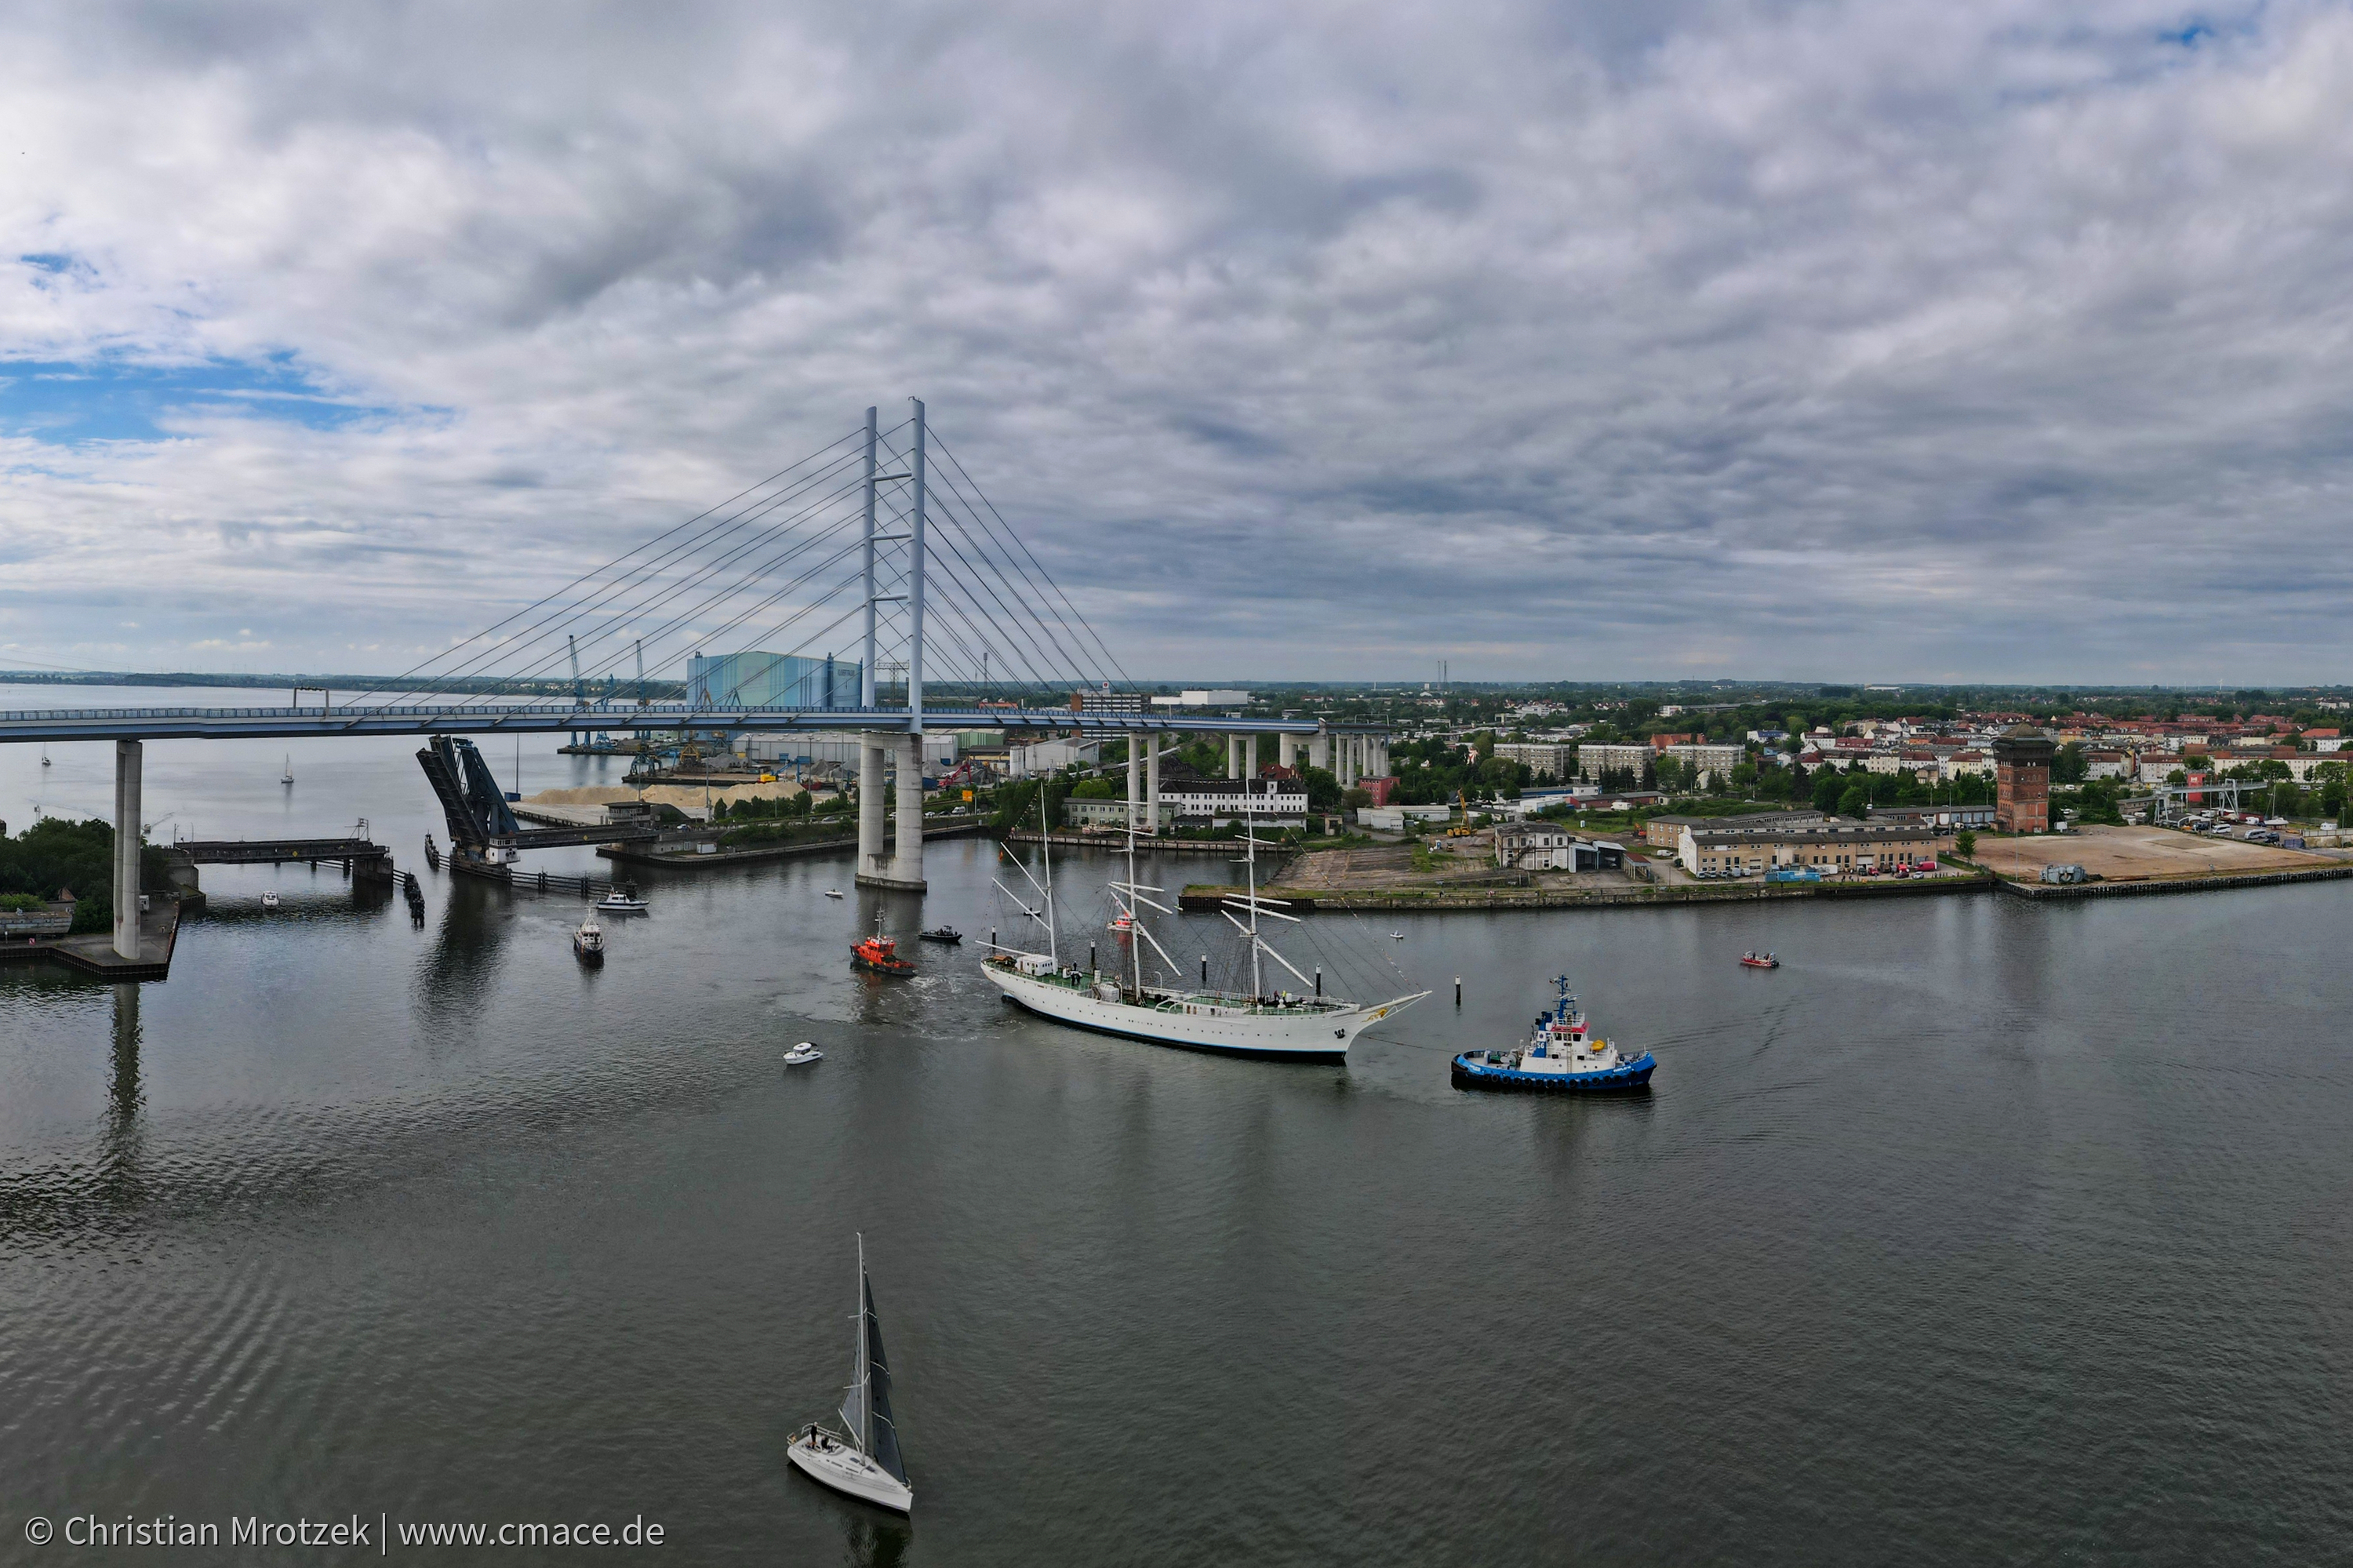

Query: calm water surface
[3,685,2351,1564]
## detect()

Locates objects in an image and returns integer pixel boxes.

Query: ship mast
[1040,791,1058,967]
[1245,796,1263,1000]
[1128,741,1143,997]
[853,1233,871,1455]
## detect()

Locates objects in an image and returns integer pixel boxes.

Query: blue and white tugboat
[1452,977,1655,1093]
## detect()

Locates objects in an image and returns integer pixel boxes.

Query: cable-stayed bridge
[0,400,1389,962]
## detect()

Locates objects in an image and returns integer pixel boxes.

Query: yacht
[787,1237,913,1513]
[981,799,1426,1061]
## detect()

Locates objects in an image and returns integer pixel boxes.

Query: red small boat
[1739,951,1780,970]
[852,929,915,976]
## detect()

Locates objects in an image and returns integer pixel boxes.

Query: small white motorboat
[597,883,649,914]
[1390,930,1406,940]
[784,1042,824,1065]
[261,891,281,909]
[823,888,846,900]
[787,1236,912,1514]
[280,754,294,787]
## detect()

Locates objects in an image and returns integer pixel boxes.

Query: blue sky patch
[0,353,385,442]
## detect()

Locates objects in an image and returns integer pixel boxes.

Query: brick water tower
[1993,725,2055,833]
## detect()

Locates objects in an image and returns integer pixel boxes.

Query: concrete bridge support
[1246,734,1259,778]
[1311,732,1330,772]
[890,731,926,890]
[113,740,141,960]
[855,730,927,890]
[857,735,889,881]
[1278,733,1297,770]
[1226,734,1242,780]
[1127,738,1142,830]
[1146,739,1162,834]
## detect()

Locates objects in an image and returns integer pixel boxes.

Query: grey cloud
[2,0,2351,682]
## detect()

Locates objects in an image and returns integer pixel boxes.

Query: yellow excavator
[1446,787,1478,837]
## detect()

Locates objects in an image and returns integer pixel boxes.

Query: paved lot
[1971,824,2333,881]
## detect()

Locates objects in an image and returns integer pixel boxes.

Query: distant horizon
[2,668,2345,700]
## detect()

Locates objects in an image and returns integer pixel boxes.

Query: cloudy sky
[3,0,2351,685]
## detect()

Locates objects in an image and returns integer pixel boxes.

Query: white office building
[1009,737,1102,777]
[1161,777,1307,828]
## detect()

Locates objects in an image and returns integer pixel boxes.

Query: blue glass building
[686,652,861,709]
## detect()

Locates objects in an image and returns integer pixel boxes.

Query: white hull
[787,1434,911,1513]
[985,962,1423,1060]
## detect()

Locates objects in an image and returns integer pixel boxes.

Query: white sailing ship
[786,1236,913,1513]
[981,794,1426,1061]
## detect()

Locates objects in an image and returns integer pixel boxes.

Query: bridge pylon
[853,398,929,893]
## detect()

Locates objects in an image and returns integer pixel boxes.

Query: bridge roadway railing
[0,704,1330,744]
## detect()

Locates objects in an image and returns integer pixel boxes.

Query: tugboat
[1739,951,1779,969]
[918,926,962,945]
[573,915,606,966]
[852,922,915,977]
[1452,977,1655,1093]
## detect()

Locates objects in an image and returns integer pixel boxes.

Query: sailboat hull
[787,1434,913,1513]
[986,963,1421,1060]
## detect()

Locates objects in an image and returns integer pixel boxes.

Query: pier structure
[113,740,141,959]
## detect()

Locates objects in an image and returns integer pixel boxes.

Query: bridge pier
[1278,733,1297,770]
[1246,734,1258,778]
[890,730,926,890]
[854,730,925,890]
[113,740,142,961]
[1227,734,1241,780]
[857,736,888,881]
[1146,737,1161,834]
[1127,737,1141,831]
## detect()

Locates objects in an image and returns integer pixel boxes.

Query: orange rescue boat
[852,929,916,976]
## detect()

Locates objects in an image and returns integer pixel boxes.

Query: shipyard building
[687,651,862,709]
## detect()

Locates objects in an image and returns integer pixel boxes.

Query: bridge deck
[0,704,1334,744]
[171,838,387,864]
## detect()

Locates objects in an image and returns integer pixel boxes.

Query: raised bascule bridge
[0,399,1391,963]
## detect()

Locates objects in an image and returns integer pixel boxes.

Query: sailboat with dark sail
[786,1235,914,1513]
